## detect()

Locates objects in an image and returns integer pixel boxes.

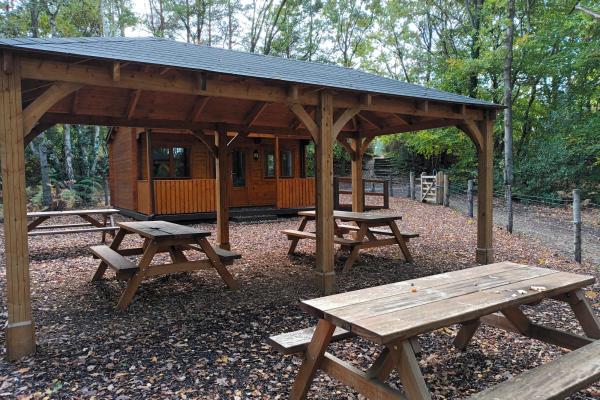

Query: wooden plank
[282,229,360,246]
[118,221,210,239]
[323,266,557,328]
[453,319,481,350]
[351,271,594,344]
[299,209,403,223]
[27,208,119,217]
[389,340,431,400]
[28,226,118,236]
[145,260,213,276]
[290,319,336,400]
[90,245,138,271]
[268,326,353,355]
[302,262,529,317]
[320,352,406,400]
[469,340,600,400]
[215,128,230,250]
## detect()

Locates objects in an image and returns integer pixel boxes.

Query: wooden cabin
[108,128,316,219]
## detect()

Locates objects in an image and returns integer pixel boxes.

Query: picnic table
[27,208,119,243]
[90,221,240,309]
[282,210,419,272]
[269,262,600,399]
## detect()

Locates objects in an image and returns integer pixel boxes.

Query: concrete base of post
[5,320,36,361]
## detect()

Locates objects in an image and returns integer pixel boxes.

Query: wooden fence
[334,177,389,210]
[276,178,316,209]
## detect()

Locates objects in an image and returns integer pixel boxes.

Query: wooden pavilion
[0,37,501,360]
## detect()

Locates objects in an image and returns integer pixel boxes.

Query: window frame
[280,149,293,178]
[151,146,191,179]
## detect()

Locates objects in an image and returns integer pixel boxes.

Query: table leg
[27,215,50,231]
[388,221,413,263]
[453,318,481,350]
[101,214,108,243]
[92,228,127,281]
[388,340,431,400]
[196,237,239,290]
[116,240,158,310]
[168,246,189,263]
[290,319,336,400]
[561,289,600,339]
[289,217,309,255]
[342,224,367,273]
[365,347,395,381]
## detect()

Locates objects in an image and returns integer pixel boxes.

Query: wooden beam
[332,107,360,138]
[361,136,375,153]
[315,91,336,295]
[22,81,82,136]
[39,113,313,138]
[188,96,210,122]
[24,122,54,146]
[341,118,455,139]
[112,62,120,81]
[227,131,247,148]
[356,112,383,130]
[71,90,79,114]
[1,54,36,360]
[19,57,488,120]
[215,128,230,250]
[189,129,217,157]
[125,89,141,119]
[288,102,318,142]
[243,102,268,127]
[336,137,355,160]
[476,118,494,264]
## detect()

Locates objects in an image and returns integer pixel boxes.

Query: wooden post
[573,189,581,263]
[420,172,425,201]
[145,129,156,216]
[275,136,280,208]
[409,171,415,200]
[350,135,364,212]
[506,184,513,233]
[388,175,394,198]
[435,171,443,205]
[315,91,336,295]
[443,172,449,207]
[215,128,230,250]
[476,117,494,264]
[467,179,474,218]
[333,176,340,210]
[1,54,36,360]
[383,179,390,209]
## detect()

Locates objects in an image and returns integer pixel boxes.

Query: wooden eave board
[300,262,595,344]
[118,221,210,239]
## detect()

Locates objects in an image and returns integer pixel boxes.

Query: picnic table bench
[269,261,600,399]
[27,208,119,243]
[283,210,419,272]
[91,221,241,309]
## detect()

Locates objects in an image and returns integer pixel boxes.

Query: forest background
[0,0,598,209]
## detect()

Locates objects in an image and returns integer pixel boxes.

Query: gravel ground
[0,197,598,399]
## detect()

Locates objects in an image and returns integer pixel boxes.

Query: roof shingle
[0,37,500,108]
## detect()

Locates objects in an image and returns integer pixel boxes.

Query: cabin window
[280,150,293,178]
[302,142,315,177]
[232,150,246,187]
[152,147,189,178]
[264,150,275,178]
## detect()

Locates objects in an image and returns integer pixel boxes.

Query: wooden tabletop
[27,208,119,217]
[301,262,595,345]
[298,210,402,223]
[118,221,211,240]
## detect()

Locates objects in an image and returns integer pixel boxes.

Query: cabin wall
[108,127,137,210]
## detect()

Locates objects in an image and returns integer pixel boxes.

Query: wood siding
[277,178,315,208]
[154,179,216,214]
[136,180,151,214]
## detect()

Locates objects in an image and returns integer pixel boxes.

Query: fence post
[573,189,581,263]
[467,179,474,218]
[408,171,414,199]
[333,176,340,210]
[420,172,425,201]
[383,180,390,209]
[443,172,449,207]
[388,175,394,198]
[435,171,443,205]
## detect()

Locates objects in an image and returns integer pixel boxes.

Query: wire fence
[386,174,600,265]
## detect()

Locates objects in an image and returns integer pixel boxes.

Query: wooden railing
[277,178,316,209]
[154,179,216,214]
[334,177,390,210]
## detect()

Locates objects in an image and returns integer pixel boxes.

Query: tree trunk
[90,126,101,176]
[64,124,75,189]
[37,133,52,207]
[503,0,515,234]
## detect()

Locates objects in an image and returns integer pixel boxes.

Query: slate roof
[0,37,500,108]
